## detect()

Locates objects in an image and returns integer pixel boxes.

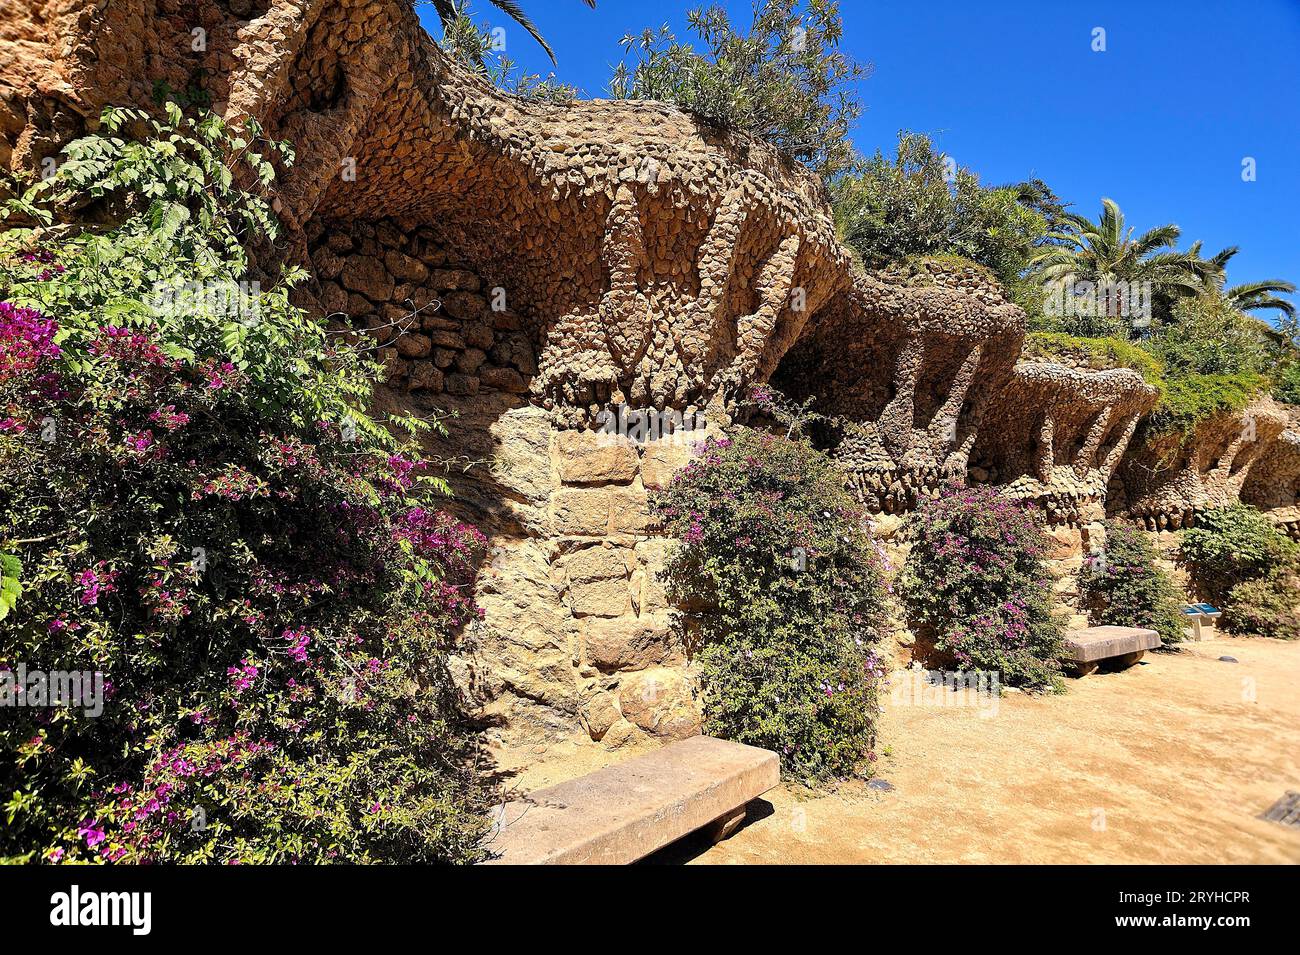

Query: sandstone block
[443,291,490,323]
[570,577,629,617]
[1044,524,1084,560]
[375,221,406,249]
[463,321,495,349]
[556,431,638,484]
[445,373,480,396]
[319,281,348,315]
[553,488,610,536]
[641,441,693,489]
[617,668,699,739]
[584,616,676,672]
[480,365,528,393]
[609,487,652,534]
[635,539,674,614]
[489,405,557,513]
[428,329,465,349]
[384,249,428,283]
[1063,626,1161,665]
[397,333,431,358]
[493,333,537,375]
[583,692,621,741]
[312,246,345,280]
[456,347,487,374]
[408,360,443,392]
[347,293,375,317]
[565,545,629,584]
[600,718,641,749]
[491,309,523,331]
[430,268,481,291]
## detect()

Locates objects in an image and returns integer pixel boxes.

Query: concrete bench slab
[481,736,779,865]
[1064,625,1162,675]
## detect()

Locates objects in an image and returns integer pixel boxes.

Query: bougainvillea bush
[1078,521,1186,645]
[899,485,1065,690]
[653,428,889,781]
[0,107,491,863]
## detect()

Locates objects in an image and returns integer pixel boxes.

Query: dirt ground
[490,636,1300,864]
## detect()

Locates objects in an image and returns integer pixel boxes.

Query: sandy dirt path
[655,637,1300,864]
[490,636,1300,864]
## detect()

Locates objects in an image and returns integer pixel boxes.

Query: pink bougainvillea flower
[77,819,106,848]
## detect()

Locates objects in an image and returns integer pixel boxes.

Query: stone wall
[3,0,1300,746]
[1116,398,1294,531]
[303,217,535,398]
[1241,406,1300,539]
[422,404,707,747]
[976,361,1157,527]
[772,259,1023,513]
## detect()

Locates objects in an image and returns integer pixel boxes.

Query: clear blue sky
[417,1,1299,311]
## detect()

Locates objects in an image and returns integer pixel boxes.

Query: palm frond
[1132,223,1180,256]
[1226,278,1297,299]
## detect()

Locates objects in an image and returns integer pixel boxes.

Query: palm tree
[426,0,596,65]
[1196,245,1296,320]
[1029,198,1206,329]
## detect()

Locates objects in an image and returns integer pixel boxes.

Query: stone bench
[1064,625,1162,676]
[481,736,779,864]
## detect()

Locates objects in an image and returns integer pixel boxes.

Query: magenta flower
[77,820,106,848]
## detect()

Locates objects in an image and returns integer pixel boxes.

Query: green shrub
[1141,371,1265,440]
[898,485,1065,690]
[1272,359,1300,405]
[0,107,490,863]
[1137,296,1271,435]
[1180,504,1297,605]
[831,132,1047,287]
[610,0,868,179]
[653,428,888,780]
[1222,566,1300,640]
[1147,296,1271,378]
[1021,332,1167,391]
[1079,522,1186,644]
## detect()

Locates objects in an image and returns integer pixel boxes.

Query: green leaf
[0,551,22,622]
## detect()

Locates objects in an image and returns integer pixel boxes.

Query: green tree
[898,485,1066,691]
[0,107,490,864]
[610,0,869,180]
[1146,294,1269,378]
[1029,198,1207,332]
[653,428,889,780]
[1079,522,1186,645]
[1180,504,1297,605]
[831,131,1046,286]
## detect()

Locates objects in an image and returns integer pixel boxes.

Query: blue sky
[417,1,1299,311]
